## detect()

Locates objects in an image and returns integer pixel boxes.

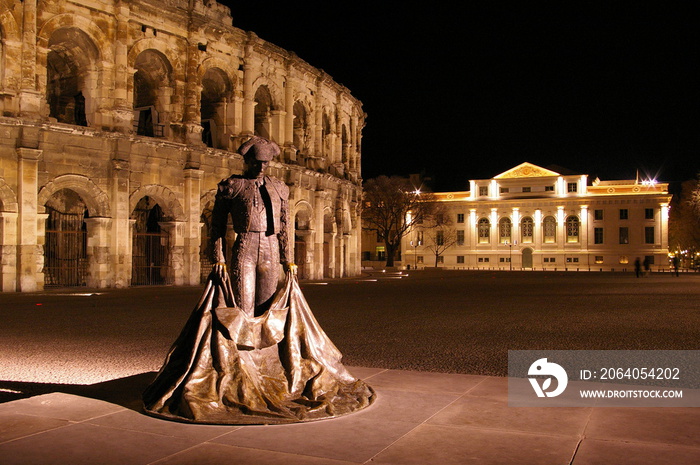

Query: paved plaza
[0,270,698,464]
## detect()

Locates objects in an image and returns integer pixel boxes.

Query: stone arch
[0,8,21,91]
[44,27,100,125]
[292,99,312,155]
[0,178,18,212]
[293,199,314,279]
[38,174,110,217]
[253,84,274,140]
[321,108,334,161]
[198,57,238,87]
[37,14,113,62]
[293,199,314,229]
[131,48,175,137]
[129,185,185,221]
[200,66,233,149]
[251,76,284,110]
[127,38,184,80]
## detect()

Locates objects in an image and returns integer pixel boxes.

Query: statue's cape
[142,271,375,424]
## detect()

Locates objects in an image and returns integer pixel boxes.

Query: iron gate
[132,231,171,285]
[44,229,88,287]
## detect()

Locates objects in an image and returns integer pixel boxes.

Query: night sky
[223,2,699,192]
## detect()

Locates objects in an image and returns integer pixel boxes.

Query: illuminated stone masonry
[403,163,672,271]
[0,0,363,291]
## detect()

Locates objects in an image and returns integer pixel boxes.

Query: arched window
[499,217,511,243]
[521,216,533,243]
[566,216,580,243]
[478,218,490,243]
[133,50,172,137]
[543,216,556,243]
[254,85,273,140]
[200,67,231,149]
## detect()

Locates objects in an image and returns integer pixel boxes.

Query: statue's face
[245,158,269,179]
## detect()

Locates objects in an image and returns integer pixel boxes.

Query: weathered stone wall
[0,0,364,291]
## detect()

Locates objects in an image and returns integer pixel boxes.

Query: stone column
[110,148,132,287]
[660,203,669,250]
[557,206,565,245]
[533,209,542,247]
[159,221,185,285]
[19,0,42,119]
[313,190,327,279]
[241,54,257,136]
[112,3,133,133]
[283,77,295,161]
[84,217,112,288]
[0,212,18,291]
[16,147,42,291]
[183,168,204,285]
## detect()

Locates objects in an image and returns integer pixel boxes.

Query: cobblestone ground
[0,270,698,400]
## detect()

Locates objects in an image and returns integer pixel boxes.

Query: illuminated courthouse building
[402,163,671,271]
[0,0,364,292]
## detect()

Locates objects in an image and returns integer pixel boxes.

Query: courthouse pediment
[494,163,560,179]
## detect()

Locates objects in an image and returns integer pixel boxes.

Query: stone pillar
[183,168,204,285]
[270,109,286,145]
[0,212,18,291]
[16,147,42,291]
[557,206,565,245]
[313,191,327,280]
[533,209,542,247]
[112,3,133,133]
[18,0,42,119]
[159,221,185,285]
[241,54,257,136]
[84,217,112,288]
[110,148,132,287]
[284,78,294,157]
[580,205,589,249]
[184,38,204,146]
[660,203,669,250]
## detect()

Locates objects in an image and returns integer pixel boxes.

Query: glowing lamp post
[504,240,518,270]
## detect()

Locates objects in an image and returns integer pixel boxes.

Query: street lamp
[505,240,517,270]
[410,239,422,270]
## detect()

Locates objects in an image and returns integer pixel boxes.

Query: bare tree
[421,203,459,267]
[363,176,436,267]
[670,177,700,268]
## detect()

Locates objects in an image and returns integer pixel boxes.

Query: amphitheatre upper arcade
[0,0,365,291]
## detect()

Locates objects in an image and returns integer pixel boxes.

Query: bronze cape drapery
[142,270,375,424]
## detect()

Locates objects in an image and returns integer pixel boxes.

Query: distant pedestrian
[672,255,680,277]
[634,257,641,278]
[643,257,651,277]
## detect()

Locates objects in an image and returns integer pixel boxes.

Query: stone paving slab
[0,368,698,464]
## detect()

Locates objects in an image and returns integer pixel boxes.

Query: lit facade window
[499,217,512,243]
[566,216,579,242]
[645,226,655,244]
[479,186,488,196]
[594,227,604,244]
[457,213,465,223]
[520,217,533,243]
[436,230,444,246]
[457,230,465,246]
[619,209,629,220]
[619,227,629,244]
[478,218,490,243]
[543,216,556,243]
[645,208,654,220]
[594,209,603,220]
[567,182,578,193]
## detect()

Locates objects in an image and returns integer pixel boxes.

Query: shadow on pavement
[0,372,156,411]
